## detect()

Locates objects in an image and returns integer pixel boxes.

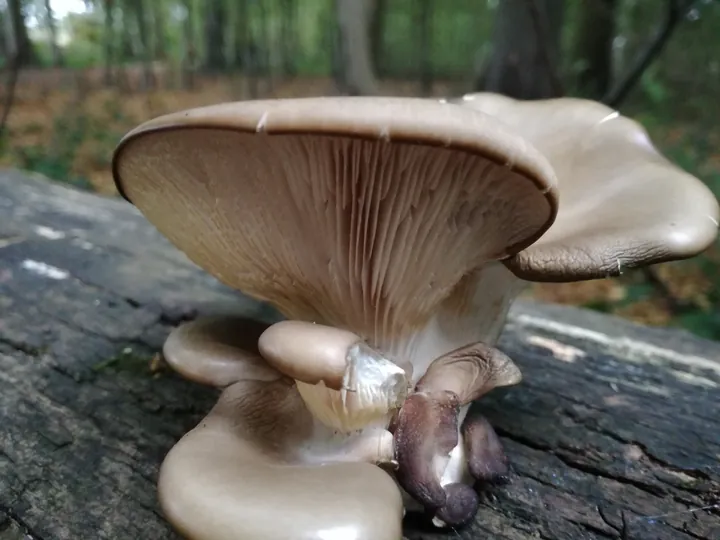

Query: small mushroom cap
[159,373,404,540]
[455,93,720,281]
[258,320,361,389]
[162,316,278,388]
[112,97,558,346]
[415,341,522,405]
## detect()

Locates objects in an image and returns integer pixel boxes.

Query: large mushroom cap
[112,97,558,345]
[455,93,720,281]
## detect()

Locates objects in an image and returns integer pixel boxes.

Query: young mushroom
[112,95,719,539]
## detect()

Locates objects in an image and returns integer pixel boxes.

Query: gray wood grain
[0,170,718,540]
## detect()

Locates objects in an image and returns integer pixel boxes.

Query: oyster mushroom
[453,92,720,280]
[111,95,719,538]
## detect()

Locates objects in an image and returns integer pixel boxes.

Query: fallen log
[0,170,718,540]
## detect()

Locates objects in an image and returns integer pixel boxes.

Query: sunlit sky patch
[51,0,87,19]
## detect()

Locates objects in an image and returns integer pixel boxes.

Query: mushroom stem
[259,320,411,433]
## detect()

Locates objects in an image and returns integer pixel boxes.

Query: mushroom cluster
[112,94,719,540]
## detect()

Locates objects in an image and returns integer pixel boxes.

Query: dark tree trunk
[575,0,618,99]
[7,0,36,66]
[152,1,166,61]
[479,0,565,99]
[370,0,386,77]
[417,0,433,96]
[119,7,134,61]
[335,0,379,95]
[181,0,196,90]
[257,0,271,79]
[204,0,226,72]
[279,0,297,77]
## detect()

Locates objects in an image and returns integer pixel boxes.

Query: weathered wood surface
[0,170,718,540]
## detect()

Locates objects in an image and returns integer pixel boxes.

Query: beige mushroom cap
[455,93,720,281]
[112,97,558,347]
[157,316,403,540]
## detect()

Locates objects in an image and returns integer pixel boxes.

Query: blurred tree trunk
[335,0,379,95]
[204,0,226,71]
[417,0,433,96]
[240,1,260,98]
[575,0,618,99]
[279,0,297,77]
[479,0,565,99]
[257,0,271,81]
[233,0,251,69]
[102,0,115,86]
[130,0,155,89]
[6,0,36,66]
[369,0,386,76]
[152,2,166,61]
[181,0,196,90]
[0,0,22,137]
[119,3,134,61]
[43,0,62,67]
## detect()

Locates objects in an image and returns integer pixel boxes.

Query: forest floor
[2,70,719,338]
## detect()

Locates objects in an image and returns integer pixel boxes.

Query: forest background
[0,0,718,340]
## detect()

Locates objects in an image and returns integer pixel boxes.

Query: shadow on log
[0,170,718,540]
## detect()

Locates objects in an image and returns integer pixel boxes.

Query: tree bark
[6,0,36,66]
[480,0,565,99]
[574,0,618,99]
[0,170,719,540]
[335,0,379,95]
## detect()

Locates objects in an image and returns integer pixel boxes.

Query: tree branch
[524,0,565,97]
[602,0,698,107]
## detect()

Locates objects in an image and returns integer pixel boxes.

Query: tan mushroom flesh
[453,93,720,281]
[112,96,559,536]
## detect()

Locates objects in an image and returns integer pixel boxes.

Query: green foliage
[2,98,130,192]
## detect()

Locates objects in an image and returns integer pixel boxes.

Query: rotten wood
[0,170,718,540]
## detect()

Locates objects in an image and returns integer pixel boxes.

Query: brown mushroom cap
[454,93,720,281]
[112,97,558,348]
